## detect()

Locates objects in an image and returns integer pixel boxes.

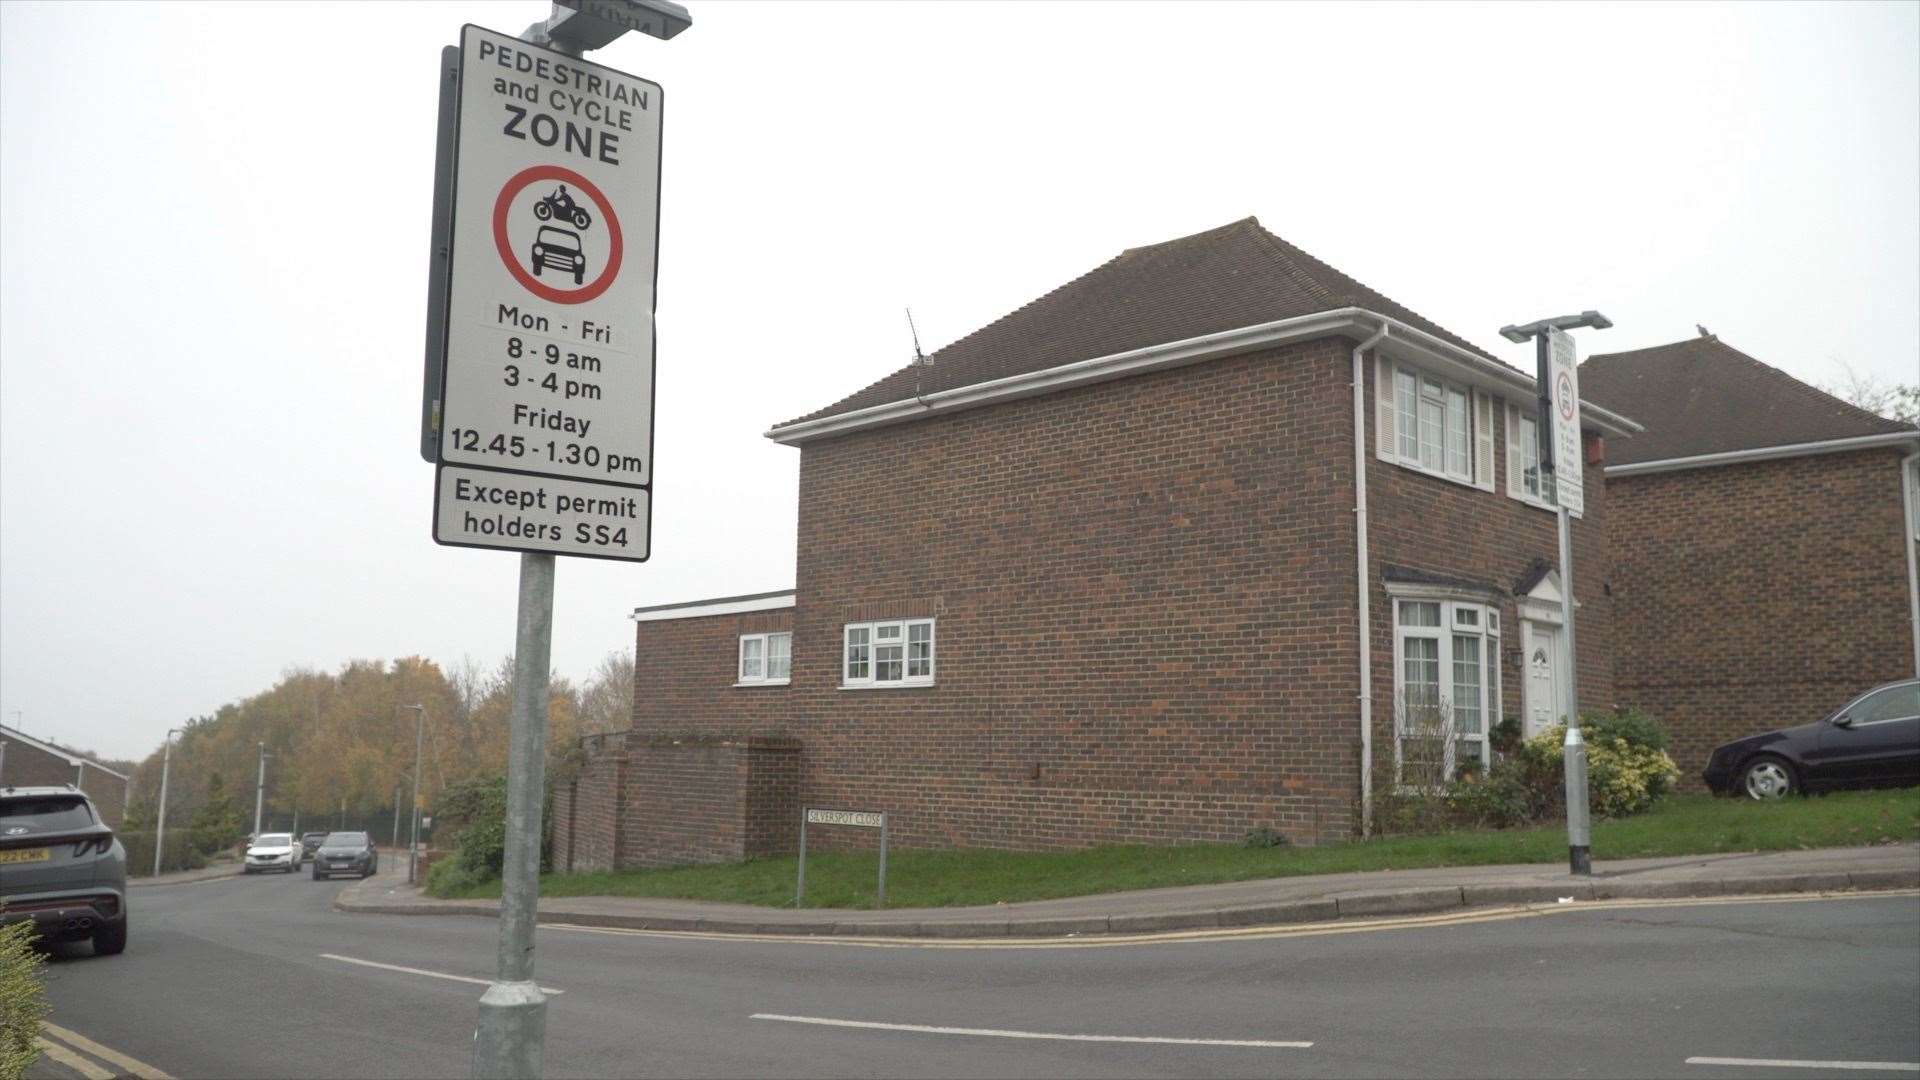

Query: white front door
[1523,622,1561,738]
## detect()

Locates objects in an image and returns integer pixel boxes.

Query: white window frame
[1380,359,1484,489]
[842,618,935,689]
[1391,596,1502,788]
[736,631,791,687]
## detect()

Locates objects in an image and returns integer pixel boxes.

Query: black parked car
[300,831,328,860]
[310,831,377,880]
[1704,679,1920,799]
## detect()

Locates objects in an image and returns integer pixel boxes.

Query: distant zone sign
[430,25,661,561]
[1546,327,1584,516]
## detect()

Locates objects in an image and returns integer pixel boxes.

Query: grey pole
[1558,499,1591,874]
[153,729,178,877]
[252,742,267,838]
[407,705,426,884]
[393,783,404,850]
[1525,326,1594,878]
[472,553,555,1079]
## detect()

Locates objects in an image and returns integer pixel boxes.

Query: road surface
[33,867,1920,1078]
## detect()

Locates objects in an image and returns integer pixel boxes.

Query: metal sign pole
[794,810,808,906]
[1532,327,1592,877]
[473,553,555,1078]
[152,733,175,877]
[876,814,888,909]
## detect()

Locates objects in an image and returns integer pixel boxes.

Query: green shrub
[1450,712,1679,826]
[1,920,49,1080]
[1582,706,1671,753]
[425,854,493,897]
[1242,827,1288,849]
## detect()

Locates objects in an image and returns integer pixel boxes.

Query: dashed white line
[750,1013,1311,1048]
[319,953,563,994]
[1687,1057,1920,1072]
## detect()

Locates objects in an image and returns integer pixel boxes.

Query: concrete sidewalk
[127,859,244,888]
[334,843,1920,939]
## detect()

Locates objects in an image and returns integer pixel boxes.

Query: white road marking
[319,953,564,994]
[41,1021,175,1079]
[544,889,1920,951]
[1687,1057,1920,1072]
[36,1036,115,1080]
[750,1013,1311,1048]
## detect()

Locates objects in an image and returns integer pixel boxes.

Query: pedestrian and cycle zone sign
[432,24,660,561]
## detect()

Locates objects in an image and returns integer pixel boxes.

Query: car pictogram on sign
[531,226,588,285]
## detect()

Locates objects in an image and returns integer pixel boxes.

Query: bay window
[1393,597,1501,785]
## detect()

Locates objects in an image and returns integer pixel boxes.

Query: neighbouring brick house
[553,218,1641,870]
[1,723,130,827]
[1582,333,1920,786]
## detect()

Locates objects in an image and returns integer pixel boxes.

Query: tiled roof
[781,217,1520,428]
[1580,335,1913,466]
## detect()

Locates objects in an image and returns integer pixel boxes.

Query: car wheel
[93,918,127,956]
[1741,755,1797,800]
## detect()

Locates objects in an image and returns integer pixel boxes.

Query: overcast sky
[2,1,1915,761]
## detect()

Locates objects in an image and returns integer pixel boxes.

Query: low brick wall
[552,735,799,872]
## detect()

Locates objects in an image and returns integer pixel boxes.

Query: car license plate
[0,847,51,865]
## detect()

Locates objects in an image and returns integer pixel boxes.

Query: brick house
[553,218,1640,870]
[1582,333,1920,786]
[1,723,130,827]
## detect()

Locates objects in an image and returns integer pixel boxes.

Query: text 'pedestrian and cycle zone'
[434,24,660,560]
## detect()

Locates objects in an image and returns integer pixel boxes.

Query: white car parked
[243,832,301,874]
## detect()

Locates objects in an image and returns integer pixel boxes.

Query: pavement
[127,859,244,888]
[335,841,1920,939]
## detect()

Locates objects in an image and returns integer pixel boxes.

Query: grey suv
[0,786,128,955]
[311,831,377,879]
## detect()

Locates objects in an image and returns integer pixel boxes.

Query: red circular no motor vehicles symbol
[493,165,624,305]
[1556,371,1576,421]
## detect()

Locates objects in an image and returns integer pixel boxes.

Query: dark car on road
[1704,679,1920,799]
[300,831,328,860]
[0,785,128,955]
[311,831,377,880]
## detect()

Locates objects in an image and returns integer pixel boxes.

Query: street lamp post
[404,705,426,884]
[1500,310,1612,877]
[153,728,181,877]
[252,742,269,838]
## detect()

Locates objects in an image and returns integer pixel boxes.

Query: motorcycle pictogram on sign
[492,165,624,305]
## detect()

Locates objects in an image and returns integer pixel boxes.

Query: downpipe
[1352,321,1390,837]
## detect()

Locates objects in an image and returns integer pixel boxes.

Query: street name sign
[804,808,885,828]
[431,24,660,561]
[1546,326,1584,516]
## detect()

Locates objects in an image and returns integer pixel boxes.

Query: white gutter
[630,592,795,623]
[1605,430,1920,478]
[766,307,1643,446]
[1351,320,1390,838]
[1903,449,1919,677]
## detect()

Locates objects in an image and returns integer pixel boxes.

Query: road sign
[1546,327,1583,516]
[804,808,885,828]
[432,24,661,561]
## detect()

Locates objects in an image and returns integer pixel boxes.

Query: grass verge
[432,788,1919,909]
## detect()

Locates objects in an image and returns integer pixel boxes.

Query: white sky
[3,1,1916,760]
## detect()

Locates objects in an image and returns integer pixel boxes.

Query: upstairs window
[843,619,935,688]
[1378,359,1493,491]
[738,632,791,686]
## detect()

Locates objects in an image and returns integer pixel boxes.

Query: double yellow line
[544,888,1920,951]
[35,1020,172,1080]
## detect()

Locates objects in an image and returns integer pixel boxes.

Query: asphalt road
[33,866,1920,1079]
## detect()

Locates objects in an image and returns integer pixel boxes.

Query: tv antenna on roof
[908,307,934,407]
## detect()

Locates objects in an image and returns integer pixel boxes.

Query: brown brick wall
[1365,388,1615,758]
[633,610,794,733]
[1608,448,1916,784]
[0,734,127,827]
[615,337,1619,857]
